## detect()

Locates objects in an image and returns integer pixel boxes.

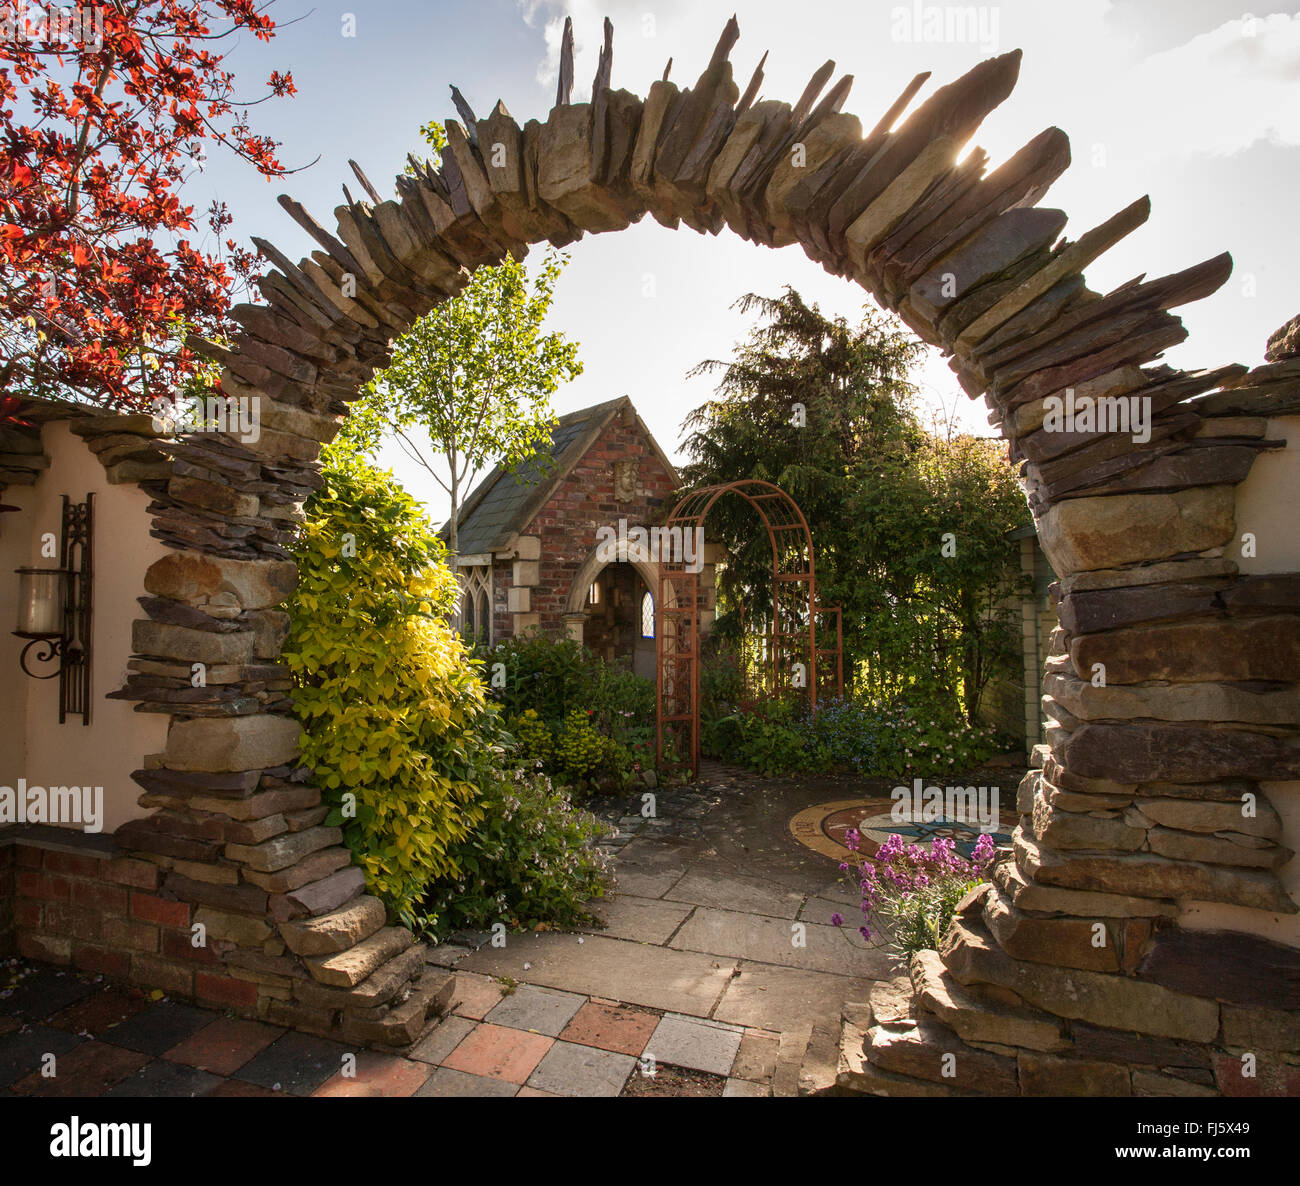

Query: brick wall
[520,413,678,632]
[1,828,259,1015]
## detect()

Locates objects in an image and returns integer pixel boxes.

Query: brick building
[444,396,717,678]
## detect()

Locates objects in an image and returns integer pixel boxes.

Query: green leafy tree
[853,433,1029,719]
[682,287,1030,717]
[680,287,923,678]
[347,247,581,556]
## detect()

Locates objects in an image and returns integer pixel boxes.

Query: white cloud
[1124,12,1300,156]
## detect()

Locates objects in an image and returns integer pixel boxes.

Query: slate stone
[645,1013,743,1077]
[0,1025,85,1089]
[940,914,1220,1043]
[0,969,100,1020]
[413,1066,518,1097]
[909,206,1068,325]
[1265,312,1300,362]
[1018,1050,1131,1096]
[1064,721,1300,784]
[1137,928,1300,1010]
[234,1031,352,1095]
[865,1017,1019,1095]
[144,552,297,609]
[483,985,586,1037]
[910,949,1067,1051]
[1036,486,1234,574]
[164,714,302,773]
[132,620,256,665]
[1015,830,1295,914]
[105,1058,223,1097]
[99,1001,216,1056]
[1056,582,1223,635]
[525,1039,637,1096]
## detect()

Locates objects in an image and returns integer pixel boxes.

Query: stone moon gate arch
[654,478,843,775]
[108,15,1300,1086]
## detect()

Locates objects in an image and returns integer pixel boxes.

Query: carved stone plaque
[613,456,638,502]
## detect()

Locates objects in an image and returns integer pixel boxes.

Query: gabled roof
[443,396,678,556]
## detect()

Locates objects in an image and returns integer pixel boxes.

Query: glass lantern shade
[15,567,67,637]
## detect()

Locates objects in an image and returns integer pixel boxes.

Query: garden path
[438,758,1023,1093]
[0,760,1024,1097]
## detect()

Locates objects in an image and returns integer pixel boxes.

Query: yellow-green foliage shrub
[283,447,503,930]
[555,709,609,779]
[511,708,553,765]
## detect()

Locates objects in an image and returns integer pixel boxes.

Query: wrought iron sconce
[13,494,94,724]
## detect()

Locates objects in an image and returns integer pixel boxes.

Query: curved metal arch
[655,479,842,777]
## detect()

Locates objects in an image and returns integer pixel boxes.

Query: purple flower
[830,913,844,927]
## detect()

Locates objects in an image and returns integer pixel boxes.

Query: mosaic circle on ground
[788,798,1013,862]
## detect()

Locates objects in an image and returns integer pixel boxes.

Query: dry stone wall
[69,15,1298,1077]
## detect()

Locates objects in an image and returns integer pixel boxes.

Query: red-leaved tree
[0,1,300,411]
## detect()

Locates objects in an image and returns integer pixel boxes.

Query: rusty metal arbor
[655,479,843,776]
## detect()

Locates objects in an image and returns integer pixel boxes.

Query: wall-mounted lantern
[12,493,93,724]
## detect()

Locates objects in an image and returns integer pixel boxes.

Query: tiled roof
[446,397,635,556]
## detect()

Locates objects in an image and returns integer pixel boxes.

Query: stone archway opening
[54,11,1294,1084]
[564,539,662,680]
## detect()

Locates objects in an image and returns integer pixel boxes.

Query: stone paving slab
[646,1013,744,1076]
[610,864,688,899]
[105,1058,223,1098]
[724,1077,771,1097]
[813,879,861,906]
[665,864,806,919]
[732,1030,781,1082]
[164,1017,283,1077]
[234,1032,352,1096]
[414,1066,519,1097]
[0,968,99,1019]
[14,1040,149,1096]
[484,984,586,1036]
[460,932,738,1017]
[616,836,703,868]
[0,1024,83,1089]
[713,962,880,1032]
[579,893,694,943]
[526,1039,637,1097]
[408,1014,476,1065]
[671,905,890,977]
[440,1022,552,1084]
[800,895,861,924]
[559,1000,660,1056]
[449,971,506,1020]
[207,1078,281,1097]
[86,999,213,1056]
[313,1051,431,1097]
[49,986,150,1037]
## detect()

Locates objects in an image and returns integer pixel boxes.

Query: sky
[186,0,1300,522]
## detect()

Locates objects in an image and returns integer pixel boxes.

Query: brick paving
[0,765,924,1098]
[0,962,779,1097]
